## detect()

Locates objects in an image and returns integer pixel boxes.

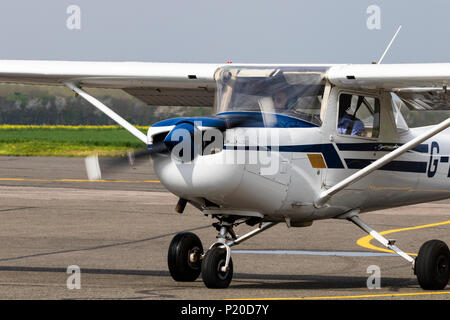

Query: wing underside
[122,87,215,107]
[2,61,450,110]
[0,60,222,107]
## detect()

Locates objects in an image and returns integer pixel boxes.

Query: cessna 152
[0,60,449,290]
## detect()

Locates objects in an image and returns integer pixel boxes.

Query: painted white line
[232,249,396,257]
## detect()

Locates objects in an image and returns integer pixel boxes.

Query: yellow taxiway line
[0,178,160,184]
[356,219,450,256]
[234,219,450,300]
[3,176,449,299]
[231,291,450,300]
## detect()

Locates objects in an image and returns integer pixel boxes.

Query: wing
[327,63,450,110]
[0,60,222,106]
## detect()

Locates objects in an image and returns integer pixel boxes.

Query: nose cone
[147,116,227,155]
[163,122,195,153]
[147,116,240,203]
[152,151,245,203]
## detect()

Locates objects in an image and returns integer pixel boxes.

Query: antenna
[377,25,402,64]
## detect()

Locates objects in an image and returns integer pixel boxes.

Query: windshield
[391,93,409,132]
[215,66,328,126]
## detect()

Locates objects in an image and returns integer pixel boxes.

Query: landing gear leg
[201,221,235,289]
[343,211,450,290]
[201,220,277,289]
[346,213,414,264]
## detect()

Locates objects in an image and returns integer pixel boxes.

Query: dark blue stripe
[279,144,344,168]
[345,159,427,173]
[441,156,449,163]
[223,143,344,169]
[152,117,226,128]
[336,143,429,153]
[217,111,319,128]
[152,112,319,129]
[224,146,261,151]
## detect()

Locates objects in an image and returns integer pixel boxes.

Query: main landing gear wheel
[415,240,450,290]
[201,247,233,289]
[168,232,203,282]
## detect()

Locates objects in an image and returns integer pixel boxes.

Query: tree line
[0,88,447,127]
[0,91,212,125]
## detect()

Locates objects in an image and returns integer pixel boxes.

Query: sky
[0,0,449,64]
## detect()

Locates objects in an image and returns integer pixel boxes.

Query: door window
[338,93,380,138]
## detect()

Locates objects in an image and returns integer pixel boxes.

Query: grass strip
[0,125,148,157]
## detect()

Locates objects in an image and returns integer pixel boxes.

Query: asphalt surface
[0,156,450,300]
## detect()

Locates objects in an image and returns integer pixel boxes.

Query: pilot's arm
[351,119,365,136]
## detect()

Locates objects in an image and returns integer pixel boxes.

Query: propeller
[85,149,152,181]
[85,119,223,180]
[84,111,278,181]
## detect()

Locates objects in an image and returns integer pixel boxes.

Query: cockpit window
[391,93,409,133]
[215,66,328,126]
[338,93,380,138]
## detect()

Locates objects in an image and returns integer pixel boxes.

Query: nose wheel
[168,220,277,288]
[201,246,234,288]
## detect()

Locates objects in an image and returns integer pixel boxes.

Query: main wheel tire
[168,232,203,282]
[415,239,450,290]
[201,247,233,289]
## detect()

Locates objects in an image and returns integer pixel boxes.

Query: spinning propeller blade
[84,148,152,181]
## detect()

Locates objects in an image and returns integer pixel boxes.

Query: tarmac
[0,156,449,300]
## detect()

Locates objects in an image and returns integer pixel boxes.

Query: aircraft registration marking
[428,141,450,178]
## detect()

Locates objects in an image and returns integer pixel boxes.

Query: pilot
[273,91,289,110]
[272,90,297,111]
[337,94,365,136]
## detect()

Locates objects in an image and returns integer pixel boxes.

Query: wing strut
[315,117,450,208]
[64,82,147,144]
[337,210,414,263]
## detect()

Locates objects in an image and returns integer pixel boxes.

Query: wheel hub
[217,259,230,280]
[187,247,201,269]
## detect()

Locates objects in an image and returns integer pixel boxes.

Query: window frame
[336,91,381,140]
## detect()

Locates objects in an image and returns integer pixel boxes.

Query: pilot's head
[273,91,288,109]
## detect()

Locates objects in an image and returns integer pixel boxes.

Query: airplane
[0,59,449,290]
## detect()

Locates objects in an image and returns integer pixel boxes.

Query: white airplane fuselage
[148,85,450,224]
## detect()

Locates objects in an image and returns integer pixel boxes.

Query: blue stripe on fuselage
[151,117,226,128]
[224,143,429,173]
[217,112,319,128]
[345,158,427,173]
[336,143,429,153]
[224,143,344,168]
[151,112,319,129]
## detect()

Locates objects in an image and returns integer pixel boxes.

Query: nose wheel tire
[168,232,203,282]
[201,247,233,289]
[415,240,450,290]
